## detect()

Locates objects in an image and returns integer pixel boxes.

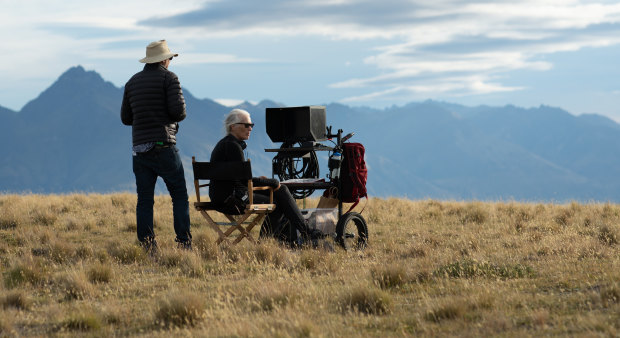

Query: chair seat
[194,201,218,210]
[194,202,275,213]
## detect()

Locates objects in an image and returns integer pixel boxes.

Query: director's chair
[192,157,275,245]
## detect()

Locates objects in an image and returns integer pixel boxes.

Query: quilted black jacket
[120,63,186,146]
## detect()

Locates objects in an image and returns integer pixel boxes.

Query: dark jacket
[120,63,186,146]
[209,134,278,204]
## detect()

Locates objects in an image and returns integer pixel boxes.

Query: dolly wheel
[335,212,368,250]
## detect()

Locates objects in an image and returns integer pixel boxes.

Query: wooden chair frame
[192,157,275,245]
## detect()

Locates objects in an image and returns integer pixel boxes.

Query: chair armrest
[249,185,275,204]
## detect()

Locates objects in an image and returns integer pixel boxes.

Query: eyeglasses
[168,57,173,61]
[235,123,255,128]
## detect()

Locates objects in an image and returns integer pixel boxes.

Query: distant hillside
[2,65,620,202]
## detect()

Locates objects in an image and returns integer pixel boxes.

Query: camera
[266,106,327,143]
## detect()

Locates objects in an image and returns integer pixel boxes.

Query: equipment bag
[340,142,367,211]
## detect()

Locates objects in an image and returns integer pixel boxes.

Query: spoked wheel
[335,212,368,250]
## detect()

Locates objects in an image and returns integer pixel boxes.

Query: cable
[272,141,320,199]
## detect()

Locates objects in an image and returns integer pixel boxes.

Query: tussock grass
[49,240,76,263]
[371,263,409,289]
[435,259,535,279]
[0,318,15,336]
[0,212,19,230]
[338,285,393,315]
[298,249,327,271]
[192,231,219,260]
[106,242,146,264]
[250,284,297,312]
[56,271,92,300]
[3,257,48,288]
[0,193,619,336]
[31,208,58,226]
[457,202,489,225]
[2,290,32,310]
[158,248,205,277]
[598,225,619,246]
[600,284,620,307]
[87,262,113,283]
[248,239,296,270]
[63,311,102,331]
[155,292,205,327]
[425,301,467,322]
[75,244,95,260]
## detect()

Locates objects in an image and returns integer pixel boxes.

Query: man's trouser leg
[133,153,157,243]
[256,188,303,245]
[158,146,192,243]
[256,193,284,237]
[272,185,310,236]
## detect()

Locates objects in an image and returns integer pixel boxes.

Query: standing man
[121,40,192,253]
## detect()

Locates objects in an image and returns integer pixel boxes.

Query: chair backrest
[192,159,252,180]
[192,157,253,203]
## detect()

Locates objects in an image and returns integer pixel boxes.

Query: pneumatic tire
[335,212,368,250]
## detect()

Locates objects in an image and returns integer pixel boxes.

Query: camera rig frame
[263,106,368,250]
[265,125,348,217]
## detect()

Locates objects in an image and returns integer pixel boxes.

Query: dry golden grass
[0,193,619,336]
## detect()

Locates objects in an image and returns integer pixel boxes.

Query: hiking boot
[140,238,159,257]
[302,229,324,249]
[319,240,335,252]
[176,239,192,251]
[310,229,325,240]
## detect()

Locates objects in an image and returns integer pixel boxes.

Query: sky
[3,0,620,120]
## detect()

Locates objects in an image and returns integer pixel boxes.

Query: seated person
[209,108,318,246]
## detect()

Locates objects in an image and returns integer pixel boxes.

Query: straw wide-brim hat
[139,40,178,63]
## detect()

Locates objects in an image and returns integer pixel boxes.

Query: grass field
[0,193,619,336]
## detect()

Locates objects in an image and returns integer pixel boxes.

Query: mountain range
[2,65,620,202]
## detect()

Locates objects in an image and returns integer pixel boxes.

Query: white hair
[223,109,251,135]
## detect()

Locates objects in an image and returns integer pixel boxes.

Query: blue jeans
[132,145,191,244]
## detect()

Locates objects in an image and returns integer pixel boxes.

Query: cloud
[140,0,429,36]
[38,24,135,39]
[4,0,620,112]
[135,0,620,103]
[174,53,264,65]
[338,75,524,104]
